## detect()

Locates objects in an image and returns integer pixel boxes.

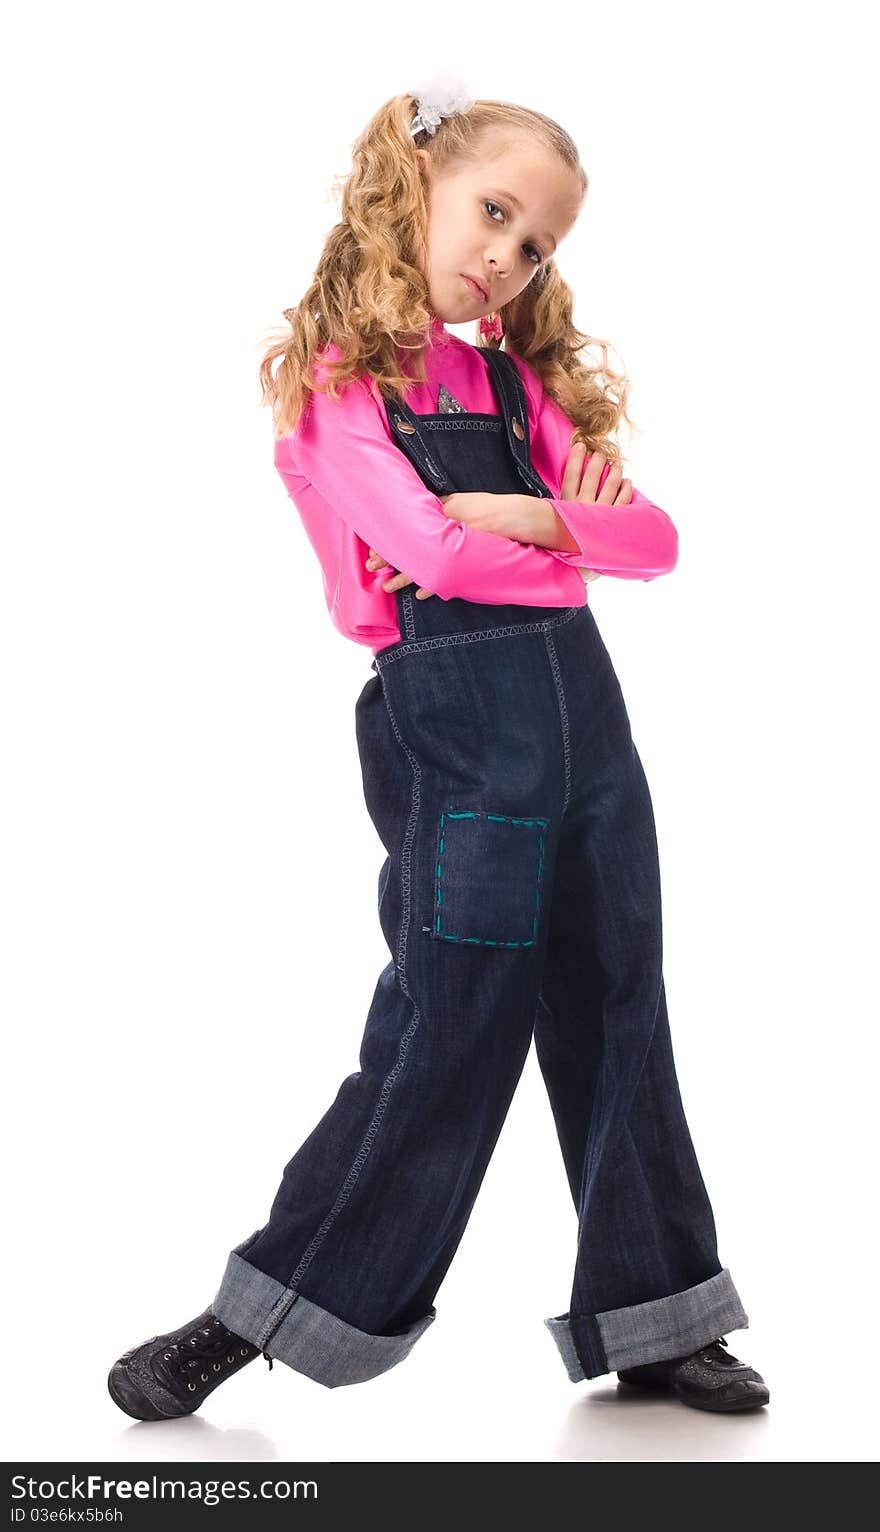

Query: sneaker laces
[156,1316,274,1396]
[697,1336,739,1365]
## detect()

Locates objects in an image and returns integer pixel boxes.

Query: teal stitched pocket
[428,809,549,949]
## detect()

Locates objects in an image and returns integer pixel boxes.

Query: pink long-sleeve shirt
[274,315,678,656]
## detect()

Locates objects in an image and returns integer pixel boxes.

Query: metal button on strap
[393,415,416,435]
[511,417,525,440]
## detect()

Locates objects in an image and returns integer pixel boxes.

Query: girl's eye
[483,201,543,266]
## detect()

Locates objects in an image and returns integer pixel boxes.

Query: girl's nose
[485,244,515,274]
[485,257,509,281]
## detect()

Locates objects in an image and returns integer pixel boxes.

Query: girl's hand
[562,440,632,508]
[364,549,437,601]
[554,443,633,581]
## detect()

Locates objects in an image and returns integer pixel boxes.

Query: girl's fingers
[577,448,605,499]
[561,440,588,500]
[558,445,636,509]
[364,551,433,596]
[573,451,632,505]
[595,458,624,504]
[365,549,392,570]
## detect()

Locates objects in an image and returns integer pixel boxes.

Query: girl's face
[414,141,583,322]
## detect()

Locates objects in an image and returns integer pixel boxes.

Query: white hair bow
[409,74,476,137]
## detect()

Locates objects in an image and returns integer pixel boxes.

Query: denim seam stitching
[401,588,416,641]
[375,607,580,669]
[256,1289,301,1352]
[420,419,504,432]
[432,809,549,948]
[282,678,424,1296]
[544,628,572,818]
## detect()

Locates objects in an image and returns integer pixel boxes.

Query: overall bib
[212,345,748,1387]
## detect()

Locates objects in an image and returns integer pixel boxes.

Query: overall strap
[380,393,456,494]
[477,346,555,499]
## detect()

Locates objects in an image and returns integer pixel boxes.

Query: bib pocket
[427,809,549,950]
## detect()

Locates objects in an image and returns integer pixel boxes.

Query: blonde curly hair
[259,93,638,463]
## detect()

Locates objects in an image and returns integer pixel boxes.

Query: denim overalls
[212,344,749,1387]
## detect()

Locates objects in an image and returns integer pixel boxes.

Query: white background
[3,0,877,1464]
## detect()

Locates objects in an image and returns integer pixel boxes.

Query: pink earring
[478,310,504,342]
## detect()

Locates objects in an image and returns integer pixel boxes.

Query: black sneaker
[617,1336,770,1412]
[107,1306,272,1421]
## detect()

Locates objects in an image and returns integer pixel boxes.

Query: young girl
[108,81,769,1420]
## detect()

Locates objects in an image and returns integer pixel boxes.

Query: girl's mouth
[462,275,488,302]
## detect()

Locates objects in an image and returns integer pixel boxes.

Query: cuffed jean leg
[545,1268,749,1381]
[212,1232,436,1389]
[212,652,564,1391]
[535,610,750,1382]
[536,965,751,1381]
